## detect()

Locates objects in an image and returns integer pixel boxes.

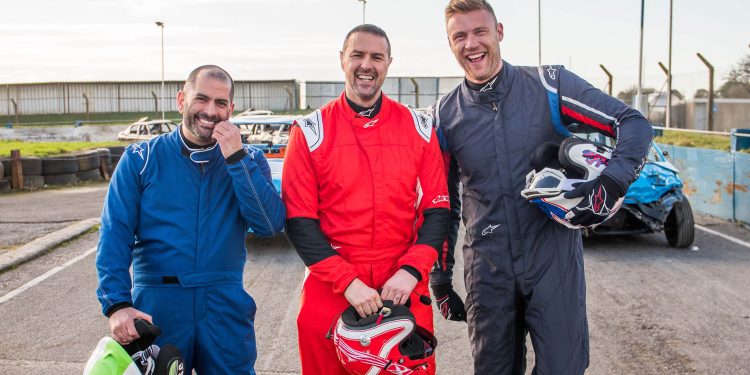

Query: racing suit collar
[176,124,222,164]
[337,92,393,129]
[460,60,513,104]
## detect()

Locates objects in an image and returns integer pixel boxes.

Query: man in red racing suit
[282,24,450,375]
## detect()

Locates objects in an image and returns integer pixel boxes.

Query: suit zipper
[491,101,498,112]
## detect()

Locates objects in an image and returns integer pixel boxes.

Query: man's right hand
[109,307,153,345]
[344,278,383,318]
[430,283,467,322]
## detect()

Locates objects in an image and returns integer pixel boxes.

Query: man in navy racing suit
[429,1,653,374]
[96,65,285,374]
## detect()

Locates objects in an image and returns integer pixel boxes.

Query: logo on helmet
[330,302,437,375]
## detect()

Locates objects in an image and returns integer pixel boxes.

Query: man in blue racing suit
[429,1,653,374]
[96,65,285,374]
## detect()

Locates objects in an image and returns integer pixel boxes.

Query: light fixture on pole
[538,0,541,65]
[635,0,645,114]
[357,0,366,24]
[155,21,165,120]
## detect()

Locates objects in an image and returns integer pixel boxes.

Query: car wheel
[664,198,695,248]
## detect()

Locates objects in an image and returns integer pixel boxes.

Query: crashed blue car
[587,141,695,248]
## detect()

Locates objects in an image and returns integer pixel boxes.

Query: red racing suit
[282,93,450,374]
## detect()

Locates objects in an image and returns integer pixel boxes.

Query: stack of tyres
[43,155,79,186]
[0,160,9,193]
[76,150,104,183]
[0,157,44,191]
[22,157,44,190]
[108,146,126,175]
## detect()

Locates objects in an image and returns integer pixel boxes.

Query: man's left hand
[563,173,625,227]
[212,121,243,159]
[381,269,418,305]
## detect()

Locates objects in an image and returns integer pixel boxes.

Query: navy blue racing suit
[429,62,652,374]
[96,127,285,374]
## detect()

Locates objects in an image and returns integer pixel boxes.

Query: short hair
[184,65,235,101]
[342,24,391,57]
[445,0,498,24]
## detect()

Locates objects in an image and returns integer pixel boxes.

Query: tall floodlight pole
[667,0,673,128]
[358,0,366,24]
[155,21,165,120]
[635,0,645,114]
[538,0,542,65]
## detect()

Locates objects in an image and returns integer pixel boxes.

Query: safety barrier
[657,143,749,224]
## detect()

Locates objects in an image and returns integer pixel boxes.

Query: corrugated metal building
[305,77,463,109]
[1,80,299,116]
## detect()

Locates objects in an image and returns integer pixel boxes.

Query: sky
[2,0,748,97]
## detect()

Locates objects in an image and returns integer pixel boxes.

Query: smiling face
[446,9,504,84]
[177,71,234,145]
[340,31,393,107]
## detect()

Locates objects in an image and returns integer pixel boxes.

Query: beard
[184,111,221,144]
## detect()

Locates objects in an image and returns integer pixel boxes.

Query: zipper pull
[491,102,498,112]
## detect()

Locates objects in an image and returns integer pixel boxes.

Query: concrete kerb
[0,217,100,273]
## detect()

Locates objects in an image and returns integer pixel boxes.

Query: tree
[718,54,750,98]
[617,85,656,104]
[694,89,709,99]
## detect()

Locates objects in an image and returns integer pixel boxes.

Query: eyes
[451,28,489,44]
[349,51,386,62]
[194,94,229,108]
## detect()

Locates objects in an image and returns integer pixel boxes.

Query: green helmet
[83,337,142,375]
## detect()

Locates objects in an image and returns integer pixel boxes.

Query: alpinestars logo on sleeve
[302,118,318,136]
[130,144,145,160]
[547,66,557,80]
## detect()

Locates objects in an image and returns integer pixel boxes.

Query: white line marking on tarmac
[696,225,750,250]
[0,246,96,304]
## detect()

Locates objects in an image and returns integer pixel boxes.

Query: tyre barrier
[78,168,103,182]
[0,150,113,193]
[0,178,10,193]
[44,173,78,186]
[24,175,45,190]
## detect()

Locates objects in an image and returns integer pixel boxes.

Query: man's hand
[563,174,625,227]
[109,307,152,345]
[381,269,418,305]
[344,278,383,318]
[430,283,467,322]
[212,120,243,159]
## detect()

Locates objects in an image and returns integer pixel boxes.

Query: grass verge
[1,140,127,157]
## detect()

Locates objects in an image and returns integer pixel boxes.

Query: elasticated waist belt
[133,270,243,287]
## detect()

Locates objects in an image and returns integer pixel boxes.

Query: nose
[203,101,218,116]
[360,56,373,71]
[465,34,479,50]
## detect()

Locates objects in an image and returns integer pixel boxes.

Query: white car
[117,118,178,142]
[230,115,301,145]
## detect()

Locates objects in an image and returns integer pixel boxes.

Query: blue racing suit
[96,126,285,374]
[430,62,652,374]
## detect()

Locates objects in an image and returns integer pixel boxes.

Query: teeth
[467,53,485,62]
[198,118,216,125]
[357,74,374,81]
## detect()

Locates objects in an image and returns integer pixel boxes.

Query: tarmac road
[0,187,749,374]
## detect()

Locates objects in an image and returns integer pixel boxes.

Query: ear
[496,22,504,43]
[177,90,186,113]
[339,50,345,71]
[229,102,235,115]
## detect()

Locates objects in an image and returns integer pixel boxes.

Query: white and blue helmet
[521,137,613,229]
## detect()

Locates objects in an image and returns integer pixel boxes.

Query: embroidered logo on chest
[363,119,379,128]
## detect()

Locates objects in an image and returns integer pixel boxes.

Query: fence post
[10,149,23,190]
[99,155,110,181]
